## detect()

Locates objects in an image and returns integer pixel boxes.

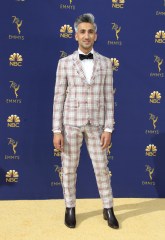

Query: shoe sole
[64,222,76,229]
[103,216,119,229]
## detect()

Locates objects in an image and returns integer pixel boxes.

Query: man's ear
[95,33,97,41]
[75,33,78,41]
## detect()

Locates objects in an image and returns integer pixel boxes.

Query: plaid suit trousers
[61,123,113,208]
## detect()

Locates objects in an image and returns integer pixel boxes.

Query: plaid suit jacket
[52,50,114,132]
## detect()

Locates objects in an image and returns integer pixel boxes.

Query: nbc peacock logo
[112,0,125,8]
[110,58,120,71]
[6,170,19,183]
[155,30,165,44]
[149,91,161,103]
[60,24,73,38]
[9,53,23,67]
[145,144,157,157]
[7,114,20,128]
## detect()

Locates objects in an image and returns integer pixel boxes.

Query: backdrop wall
[0,0,165,200]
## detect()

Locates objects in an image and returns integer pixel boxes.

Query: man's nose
[84,32,89,38]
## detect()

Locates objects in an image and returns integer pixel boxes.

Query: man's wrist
[54,132,62,135]
[53,130,62,135]
[104,128,113,133]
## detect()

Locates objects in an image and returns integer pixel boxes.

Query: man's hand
[53,133,64,152]
[100,132,112,150]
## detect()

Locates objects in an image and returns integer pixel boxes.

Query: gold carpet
[0,198,165,240]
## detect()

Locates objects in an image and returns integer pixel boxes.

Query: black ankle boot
[103,207,119,229]
[65,207,76,228]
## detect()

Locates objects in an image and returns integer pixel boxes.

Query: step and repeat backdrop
[0,0,165,200]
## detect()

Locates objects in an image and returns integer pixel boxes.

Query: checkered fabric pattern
[61,124,113,208]
[52,50,114,132]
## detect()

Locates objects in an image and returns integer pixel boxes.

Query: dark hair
[74,13,97,32]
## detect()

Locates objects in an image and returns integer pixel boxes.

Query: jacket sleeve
[52,59,67,132]
[104,59,115,131]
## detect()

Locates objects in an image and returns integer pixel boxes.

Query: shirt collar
[78,48,94,55]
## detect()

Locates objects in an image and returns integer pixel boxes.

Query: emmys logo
[107,143,112,156]
[150,55,164,78]
[6,81,22,104]
[9,81,20,98]
[54,148,61,157]
[51,165,62,186]
[7,115,20,128]
[5,138,20,160]
[145,144,157,157]
[110,58,120,71]
[6,170,19,183]
[112,0,125,8]
[60,24,73,38]
[108,23,122,46]
[9,53,23,67]
[60,50,68,58]
[154,55,163,72]
[142,165,155,186]
[8,138,18,155]
[145,113,159,135]
[107,143,114,160]
[149,91,161,103]
[60,0,75,10]
[145,165,154,181]
[149,113,158,129]
[12,16,22,34]
[155,1,165,16]
[155,30,165,44]
[9,16,24,40]
[112,23,121,40]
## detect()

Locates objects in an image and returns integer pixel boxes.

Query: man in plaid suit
[53,13,119,229]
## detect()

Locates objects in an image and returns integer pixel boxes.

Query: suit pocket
[64,98,78,108]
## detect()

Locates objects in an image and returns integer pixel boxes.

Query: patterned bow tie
[79,53,93,60]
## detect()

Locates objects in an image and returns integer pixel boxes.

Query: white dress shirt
[53,49,112,133]
[78,49,94,84]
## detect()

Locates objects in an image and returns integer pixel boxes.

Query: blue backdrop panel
[0,0,165,200]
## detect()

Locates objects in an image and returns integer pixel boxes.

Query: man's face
[75,22,97,53]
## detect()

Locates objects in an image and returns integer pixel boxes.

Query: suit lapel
[72,51,86,81]
[90,51,100,85]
